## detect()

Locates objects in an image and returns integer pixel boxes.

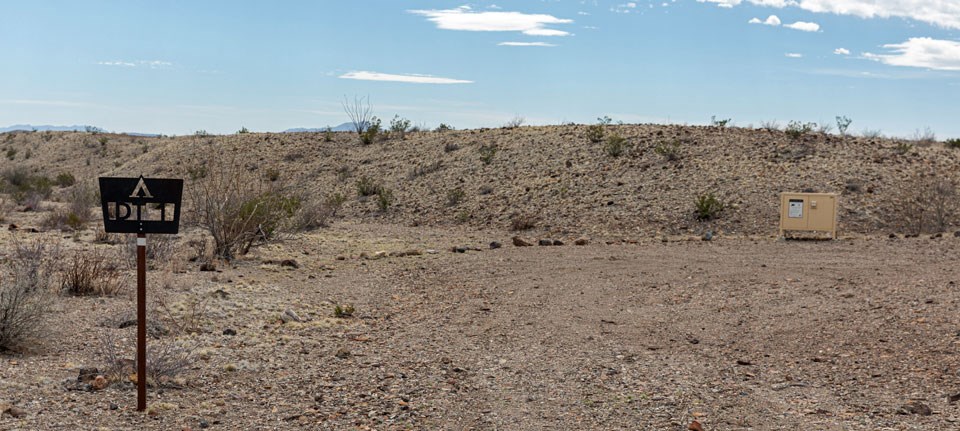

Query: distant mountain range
[283,122,356,133]
[0,124,102,133]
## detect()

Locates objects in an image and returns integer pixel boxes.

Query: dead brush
[60,248,127,296]
[98,331,196,388]
[510,213,538,231]
[0,237,58,351]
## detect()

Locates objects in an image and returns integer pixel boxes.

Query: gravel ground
[2,222,960,430]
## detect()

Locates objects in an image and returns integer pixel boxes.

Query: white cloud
[720,0,960,30]
[783,21,820,31]
[834,47,851,55]
[697,0,742,8]
[498,41,557,47]
[97,60,172,69]
[863,37,960,71]
[786,52,804,57]
[749,15,782,25]
[339,71,474,84]
[409,5,573,36]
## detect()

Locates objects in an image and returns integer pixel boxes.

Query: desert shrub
[153,291,209,335]
[237,126,249,134]
[510,213,538,231]
[504,116,525,129]
[2,167,53,205]
[333,304,355,318]
[290,193,345,230]
[945,139,960,149]
[435,123,454,133]
[44,181,96,230]
[376,188,394,212]
[446,188,465,207]
[478,145,497,165]
[862,129,883,139]
[654,140,682,161]
[61,249,126,296]
[360,117,381,145]
[894,142,913,155]
[356,176,383,197]
[389,115,411,139]
[785,121,815,139]
[760,120,780,132]
[188,154,301,260]
[343,95,375,136]
[323,127,333,142]
[891,170,958,235]
[98,136,109,146]
[408,161,443,180]
[836,116,852,136]
[913,127,937,145]
[443,142,460,153]
[99,331,196,388]
[0,238,57,352]
[711,116,731,128]
[265,167,280,182]
[5,148,15,160]
[817,122,833,134]
[695,193,724,221]
[55,172,77,187]
[585,124,605,143]
[604,134,629,158]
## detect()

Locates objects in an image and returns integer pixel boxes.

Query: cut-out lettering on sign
[99,176,183,234]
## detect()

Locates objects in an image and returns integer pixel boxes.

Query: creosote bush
[785,121,815,139]
[0,238,57,352]
[654,140,681,161]
[60,248,126,296]
[333,304,355,318]
[188,153,301,260]
[891,170,958,235]
[478,145,497,165]
[604,134,629,158]
[695,193,724,221]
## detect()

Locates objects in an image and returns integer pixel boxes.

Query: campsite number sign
[99,176,183,412]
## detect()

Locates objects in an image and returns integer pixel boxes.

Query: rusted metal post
[137,233,147,412]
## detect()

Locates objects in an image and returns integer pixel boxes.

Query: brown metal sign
[99,176,183,234]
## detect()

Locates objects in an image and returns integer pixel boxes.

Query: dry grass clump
[99,331,196,388]
[0,238,58,351]
[60,248,127,296]
[891,169,958,235]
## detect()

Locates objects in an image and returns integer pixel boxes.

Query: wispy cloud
[408,5,573,36]
[783,21,820,32]
[498,41,557,47]
[339,71,473,84]
[697,0,741,9]
[834,47,851,55]
[97,60,173,69]
[863,37,960,71]
[711,0,960,30]
[748,15,781,25]
[785,52,803,58]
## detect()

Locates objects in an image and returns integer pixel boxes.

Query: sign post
[99,176,183,412]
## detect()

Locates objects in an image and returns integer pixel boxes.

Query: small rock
[199,263,216,272]
[110,403,119,410]
[955,231,960,238]
[92,375,108,390]
[552,239,564,246]
[199,420,210,429]
[335,255,346,261]
[949,393,960,404]
[335,347,351,359]
[489,241,502,249]
[898,401,932,416]
[688,420,704,431]
[4,406,26,418]
[512,236,532,247]
[538,239,553,246]
[281,309,302,323]
[7,224,17,231]
[736,359,753,366]
[452,246,467,253]
[77,367,99,383]
[223,328,237,336]
[574,237,590,246]
[280,259,299,269]
[702,231,714,241]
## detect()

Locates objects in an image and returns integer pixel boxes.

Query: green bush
[654,140,681,161]
[479,145,497,165]
[389,115,411,139]
[604,134,629,158]
[695,193,724,221]
[785,121,815,139]
[944,139,960,150]
[360,117,381,145]
[446,188,465,207]
[836,116,852,136]
[55,172,76,188]
[585,124,604,143]
[356,176,382,197]
[376,188,394,212]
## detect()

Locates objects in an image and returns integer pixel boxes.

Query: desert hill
[1,124,957,239]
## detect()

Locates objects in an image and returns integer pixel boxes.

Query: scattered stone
[688,420,704,431]
[552,239,564,246]
[452,246,467,253]
[199,263,216,272]
[736,359,753,366]
[489,241,502,249]
[574,237,590,246]
[955,230,960,238]
[92,375,108,391]
[898,401,932,416]
[335,347,351,359]
[6,224,16,231]
[335,255,346,261]
[512,236,532,247]
[538,239,553,246]
[199,419,210,429]
[223,328,237,336]
[281,309,302,323]
[110,403,119,410]
[77,367,99,383]
[425,249,439,254]
[280,259,299,269]
[949,393,960,404]
[702,231,714,241]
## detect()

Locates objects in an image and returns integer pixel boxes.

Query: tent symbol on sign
[130,177,154,199]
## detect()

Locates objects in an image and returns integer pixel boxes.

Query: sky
[1,0,959,138]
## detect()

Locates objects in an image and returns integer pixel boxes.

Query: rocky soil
[0,126,959,430]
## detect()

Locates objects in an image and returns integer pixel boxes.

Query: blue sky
[1,0,959,138]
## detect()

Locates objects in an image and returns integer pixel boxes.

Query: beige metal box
[779,192,838,239]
